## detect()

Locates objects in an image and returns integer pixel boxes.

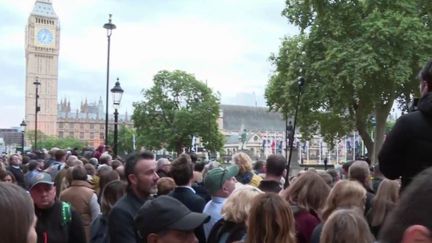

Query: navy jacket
[108,190,151,243]
[169,187,206,243]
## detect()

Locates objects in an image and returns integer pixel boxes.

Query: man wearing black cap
[29,172,86,243]
[135,195,210,243]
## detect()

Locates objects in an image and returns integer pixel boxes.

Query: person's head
[190,153,198,164]
[99,170,120,193]
[170,154,193,186]
[418,59,432,96]
[54,149,66,162]
[348,160,371,189]
[265,155,286,178]
[97,164,113,176]
[125,151,159,197]
[320,208,374,243]
[282,171,330,213]
[100,180,126,215]
[221,185,263,223]
[204,165,239,197]
[71,165,88,181]
[9,154,21,166]
[157,177,176,196]
[84,163,96,176]
[247,193,296,243]
[318,171,334,187]
[379,167,432,243]
[194,162,205,173]
[156,158,171,174]
[369,179,400,227]
[89,157,99,167]
[253,160,265,174]
[111,159,122,170]
[0,170,17,184]
[135,195,210,243]
[27,160,40,172]
[326,169,340,184]
[232,152,253,174]
[29,172,56,209]
[0,183,37,243]
[100,153,113,166]
[321,180,367,221]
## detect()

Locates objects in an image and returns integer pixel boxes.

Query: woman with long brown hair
[280,171,330,243]
[246,193,296,243]
[366,179,400,237]
[320,208,374,243]
[0,182,37,243]
[310,180,367,243]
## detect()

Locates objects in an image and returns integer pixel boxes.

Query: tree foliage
[132,70,224,154]
[266,0,432,162]
[107,125,136,157]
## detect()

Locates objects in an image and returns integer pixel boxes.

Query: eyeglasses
[219,168,227,189]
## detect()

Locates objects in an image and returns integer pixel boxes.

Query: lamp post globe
[111,78,123,158]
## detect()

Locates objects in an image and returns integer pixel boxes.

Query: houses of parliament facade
[24,0,131,147]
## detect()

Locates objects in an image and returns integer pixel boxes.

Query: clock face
[37,28,53,45]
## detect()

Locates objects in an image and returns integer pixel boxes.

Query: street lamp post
[207,108,211,160]
[284,76,305,188]
[111,78,124,158]
[285,120,293,159]
[103,14,116,146]
[33,78,41,151]
[20,120,27,153]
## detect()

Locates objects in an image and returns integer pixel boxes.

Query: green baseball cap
[204,165,239,194]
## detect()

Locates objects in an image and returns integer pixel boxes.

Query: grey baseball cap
[28,172,54,191]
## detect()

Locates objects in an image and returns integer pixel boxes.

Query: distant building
[219,105,287,160]
[57,97,132,147]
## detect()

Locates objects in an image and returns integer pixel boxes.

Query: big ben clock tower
[25,0,60,137]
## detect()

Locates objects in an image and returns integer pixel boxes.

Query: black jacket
[108,190,151,243]
[379,92,432,189]
[169,187,206,243]
[8,165,25,188]
[35,200,86,243]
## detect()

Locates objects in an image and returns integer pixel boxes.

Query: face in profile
[132,159,159,196]
[30,184,56,209]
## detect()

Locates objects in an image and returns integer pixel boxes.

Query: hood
[418,92,432,117]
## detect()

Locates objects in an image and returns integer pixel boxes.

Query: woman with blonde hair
[320,209,374,243]
[232,152,262,187]
[310,180,367,243]
[246,193,296,243]
[280,171,330,243]
[207,185,263,243]
[366,179,400,237]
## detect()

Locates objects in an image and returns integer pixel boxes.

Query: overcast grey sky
[0,0,298,128]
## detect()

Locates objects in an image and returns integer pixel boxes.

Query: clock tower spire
[25,0,60,138]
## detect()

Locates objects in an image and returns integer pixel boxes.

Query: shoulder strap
[61,201,72,226]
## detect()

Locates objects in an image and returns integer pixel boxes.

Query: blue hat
[28,172,54,191]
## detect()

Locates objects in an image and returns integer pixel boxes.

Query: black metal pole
[285,118,288,158]
[104,14,116,147]
[114,109,118,158]
[34,79,40,151]
[21,131,25,153]
[284,77,305,188]
[105,31,111,146]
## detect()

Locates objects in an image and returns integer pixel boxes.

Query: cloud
[0,0,297,128]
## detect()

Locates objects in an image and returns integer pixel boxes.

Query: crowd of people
[0,148,432,243]
[3,60,432,243]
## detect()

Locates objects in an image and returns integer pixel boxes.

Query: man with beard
[109,151,159,243]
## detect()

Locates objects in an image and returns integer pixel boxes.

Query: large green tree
[107,125,136,157]
[266,1,432,163]
[132,70,224,154]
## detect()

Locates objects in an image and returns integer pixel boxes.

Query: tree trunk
[372,101,393,164]
[354,102,374,162]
